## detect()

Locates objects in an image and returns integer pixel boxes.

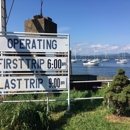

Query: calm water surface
[72,59,130,78]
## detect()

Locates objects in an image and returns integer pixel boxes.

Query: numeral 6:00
[47,59,62,69]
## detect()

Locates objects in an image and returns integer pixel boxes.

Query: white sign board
[0,32,69,91]
[0,36,69,52]
[0,56,68,71]
[0,76,67,91]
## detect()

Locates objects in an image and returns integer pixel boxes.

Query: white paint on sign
[0,36,69,52]
[0,56,68,71]
[0,76,67,91]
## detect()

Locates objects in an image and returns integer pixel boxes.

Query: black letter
[52,40,57,49]
[7,38,13,48]
[5,79,10,89]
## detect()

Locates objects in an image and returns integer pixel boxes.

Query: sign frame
[0,32,70,91]
[0,32,70,112]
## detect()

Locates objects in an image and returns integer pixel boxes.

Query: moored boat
[83,59,100,66]
[102,53,109,62]
[102,58,109,62]
[116,59,127,64]
[71,59,77,63]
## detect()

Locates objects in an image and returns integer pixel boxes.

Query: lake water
[72,59,130,78]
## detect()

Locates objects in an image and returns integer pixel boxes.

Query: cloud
[70,42,130,56]
[110,46,118,50]
[90,44,109,49]
[76,42,90,46]
[122,44,130,51]
[70,42,90,51]
[57,27,70,33]
[91,44,102,48]
[71,48,82,53]
[90,44,119,53]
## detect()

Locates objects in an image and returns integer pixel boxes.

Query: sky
[5,0,130,56]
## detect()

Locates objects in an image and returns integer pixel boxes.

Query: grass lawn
[0,90,130,130]
[50,107,130,130]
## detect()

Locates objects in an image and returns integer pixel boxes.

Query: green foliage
[1,90,130,130]
[104,68,130,116]
[10,103,49,130]
[49,90,91,112]
[95,84,108,97]
[0,101,50,130]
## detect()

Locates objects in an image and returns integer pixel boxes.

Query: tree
[104,68,130,116]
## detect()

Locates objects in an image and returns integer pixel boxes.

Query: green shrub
[104,68,130,116]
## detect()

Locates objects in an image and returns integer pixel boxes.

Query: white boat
[71,59,77,63]
[71,49,77,63]
[116,59,127,64]
[116,52,128,64]
[102,58,109,62]
[102,53,109,62]
[115,55,120,61]
[83,59,100,66]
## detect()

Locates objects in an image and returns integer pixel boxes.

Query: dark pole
[4,0,7,32]
[40,0,43,17]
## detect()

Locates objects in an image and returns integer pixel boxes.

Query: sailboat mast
[75,49,77,59]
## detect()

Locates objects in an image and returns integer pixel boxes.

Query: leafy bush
[104,68,130,116]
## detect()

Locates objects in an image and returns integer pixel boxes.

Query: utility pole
[40,0,43,17]
[0,0,6,34]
